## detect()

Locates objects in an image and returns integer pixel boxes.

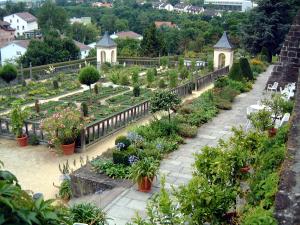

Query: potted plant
[41,107,84,155]
[129,157,159,192]
[10,100,29,147]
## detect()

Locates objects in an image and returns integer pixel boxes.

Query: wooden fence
[0,66,229,151]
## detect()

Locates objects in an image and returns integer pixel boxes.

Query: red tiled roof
[154,21,177,28]
[74,40,91,51]
[15,12,37,23]
[0,40,30,49]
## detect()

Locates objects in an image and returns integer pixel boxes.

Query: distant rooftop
[112,31,142,40]
[15,12,37,23]
[96,31,117,47]
[214,32,233,49]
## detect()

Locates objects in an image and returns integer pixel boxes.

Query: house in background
[0,39,91,65]
[0,20,15,46]
[159,3,174,11]
[92,2,112,8]
[110,31,143,41]
[204,0,254,12]
[70,17,92,25]
[4,12,38,37]
[0,40,29,65]
[187,6,204,14]
[155,21,177,29]
[173,3,190,13]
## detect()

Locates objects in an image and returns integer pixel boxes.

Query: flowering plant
[41,107,84,146]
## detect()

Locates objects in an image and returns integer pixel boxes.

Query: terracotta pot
[138,177,152,192]
[240,165,250,174]
[61,142,75,155]
[268,127,277,137]
[17,135,28,147]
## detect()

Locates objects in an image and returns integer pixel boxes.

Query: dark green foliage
[168,70,178,88]
[242,207,277,225]
[81,102,88,117]
[239,57,254,81]
[260,47,272,63]
[91,158,130,179]
[146,69,155,86]
[0,64,17,84]
[214,77,229,88]
[112,147,137,166]
[158,79,167,89]
[179,67,189,80]
[79,66,100,91]
[131,70,139,85]
[28,135,40,145]
[228,62,243,81]
[115,135,131,150]
[177,123,198,138]
[94,84,99,94]
[22,80,27,87]
[59,179,72,200]
[133,85,140,97]
[70,203,107,224]
[53,80,59,89]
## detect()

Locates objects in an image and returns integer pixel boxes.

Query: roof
[15,12,37,23]
[214,32,233,49]
[96,31,117,47]
[114,31,142,40]
[0,20,15,31]
[174,3,188,9]
[74,40,91,51]
[155,21,177,28]
[0,40,30,49]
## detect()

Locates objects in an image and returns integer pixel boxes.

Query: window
[17,19,19,23]
[22,26,24,30]
[10,19,12,23]
[17,26,19,30]
[16,51,21,55]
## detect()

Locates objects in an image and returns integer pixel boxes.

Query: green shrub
[81,102,88,117]
[79,66,100,91]
[239,57,254,81]
[70,203,107,224]
[120,74,130,85]
[242,206,277,225]
[133,85,140,97]
[59,179,72,200]
[228,62,243,81]
[146,69,155,87]
[29,135,40,145]
[219,86,239,102]
[168,70,178,88]
[91,158,130,178]
[177,123,198,138]
[22,80,27,87]
[115,135,131,150]
[131,70,139,85]
[179,67,189,80]
[94,83,99,94]
[158,79,167,88]
[112,146,137,165]
[53,80,59,89]
[260,46,272,63]
[215,98,232,110]
[138,148,162,160]
[214,77,229,88]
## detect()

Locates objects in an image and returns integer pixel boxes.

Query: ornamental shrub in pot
[10,100,29,147]
[129,157,159,192]
[41,107,85,155]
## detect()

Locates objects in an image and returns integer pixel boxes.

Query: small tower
[213,32,234,70]
[96,31,117,69]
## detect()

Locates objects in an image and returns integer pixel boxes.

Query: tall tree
[241,0,292,56]
[37,0,68,33]
[67,23,100,44]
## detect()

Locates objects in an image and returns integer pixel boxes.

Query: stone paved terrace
[102,66,273,225]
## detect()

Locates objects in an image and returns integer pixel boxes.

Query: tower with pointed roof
[213,32,234,70]
[96,31,117,69]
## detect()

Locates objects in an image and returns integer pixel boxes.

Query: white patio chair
[275,113,290,128]
[267,82,278,92]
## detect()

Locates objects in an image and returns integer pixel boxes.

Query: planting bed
[59,86,130,103]
[0,73,82,112]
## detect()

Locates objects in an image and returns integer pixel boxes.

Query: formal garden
[1,54,287,224]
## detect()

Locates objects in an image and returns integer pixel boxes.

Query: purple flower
[116,142,125,150]
[156,143,163,151]
[128,155,139,165]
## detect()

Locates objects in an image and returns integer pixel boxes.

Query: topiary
[53,80,59,89]
[79,66,100,93]
[115,135,131,151]
[239,57,254,81]
[228,62,243,81]
[0,64,17,85]
[35,99,40,114]
[94,84,99,95]
[81,102,88,117]
[133,85,140,97]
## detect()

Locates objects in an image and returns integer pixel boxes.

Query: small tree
[78,66,100,93]
[131,70,139,85]
[178,57,184,71]
[146,69,155,87]
[150,90,181,122]
[160,57,169,68]
[179,67,189,80]
[0,64,18,96]
[239,57,254,81]
[228,62,243,81]
[168,70,178,88]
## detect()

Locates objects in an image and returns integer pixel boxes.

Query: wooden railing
[0,66,229,151]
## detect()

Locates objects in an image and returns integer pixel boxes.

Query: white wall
[4,14,38,36]
[80,49,90,59]
[213,49,234,70]
[0,44,26,65]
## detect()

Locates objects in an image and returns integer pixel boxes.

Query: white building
[173,3,190,13]
[0,40,29,65]
[0,39,91,65]
[204,0,254,12]
[70,17,92,25]
[4,12,38,37]
[159,3,174,11]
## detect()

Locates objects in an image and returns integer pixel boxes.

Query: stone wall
[267,11,300,88]
[274,76,300,224]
